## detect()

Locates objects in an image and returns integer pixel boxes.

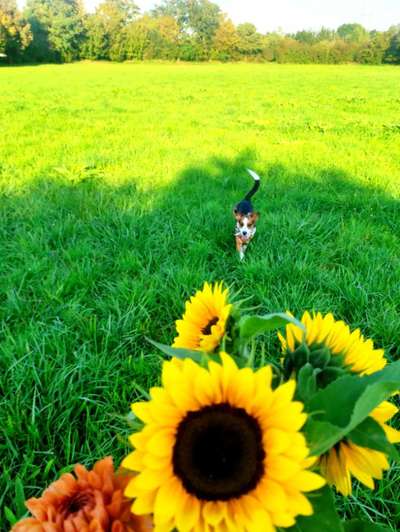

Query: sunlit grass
[1,61,400,529]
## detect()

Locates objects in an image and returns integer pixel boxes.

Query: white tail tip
[247,168,260,181]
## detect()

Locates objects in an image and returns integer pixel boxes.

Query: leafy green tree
[24,0,84,62]
[316,27,336,41]
[236,22,263,57]
[337,23,368,43]
[24,0,54,62]
[293,30,317,44]
[212,16,239,61]
[189,0,220,56]
[262,32,284,62]
[123,13,180,60]
[0,0,31,62]
[152,0,220,59]
[82,0,139,60]
[274,36,311,63]
[328,39,357,63]
[123,15,153,60]
[357,31,390,64]
[384,26,400,63]
[178,34,203,60]
[49,0,85,61]
[310,39,351,64]
[81,12,108,59]
[150,15,179,59]
[152,0,189,30]
[270,33,360,64]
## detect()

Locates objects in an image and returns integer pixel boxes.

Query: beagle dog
[233,169,260,260]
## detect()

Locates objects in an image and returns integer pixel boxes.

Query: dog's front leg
[236,236,246,261]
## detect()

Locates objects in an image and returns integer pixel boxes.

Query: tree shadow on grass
[1,151,399,528]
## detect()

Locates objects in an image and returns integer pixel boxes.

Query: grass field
[1,61,400,529]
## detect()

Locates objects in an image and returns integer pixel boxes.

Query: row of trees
[1,0,400,64]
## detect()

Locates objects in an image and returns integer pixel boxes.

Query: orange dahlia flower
[12,457,152,532]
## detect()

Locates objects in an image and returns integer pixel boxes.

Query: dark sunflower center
[202,316,219,336]
[65,491,93,515]
[172,403,265,501]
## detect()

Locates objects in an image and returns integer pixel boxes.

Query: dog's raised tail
[244,169,261,200]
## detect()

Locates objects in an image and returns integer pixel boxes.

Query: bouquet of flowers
[13,282,400,531]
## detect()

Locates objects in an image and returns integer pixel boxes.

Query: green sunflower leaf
[238,313,305,345]
[305,419,349,457]
[146,338,203,363]
[343,519,390,531]
[304,361,400,456]
[285,486,344,532]
[347,417,400,461]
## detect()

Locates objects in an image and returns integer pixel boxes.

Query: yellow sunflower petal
[146,430,175,457]
[131,489,157,514]
[270,512,296,527]
[240,495,275,532]
[290,470,326,492]
[263,428,292,455]
[162,361,200,411]
[383,424,400,444]
[284,489,314,516]
[271,379,296,405]
[254,478,287,512]
[371,401,398,424]
[344,443,389,483]
[341,444,376,490]
[154,477,184,518]
[320,446,352,496]
[122,450,144,472]
[132,466,173,491]
[266,456,302,481]
[176,494,201,531]
[202,501,226,526]
[131,401,153,423]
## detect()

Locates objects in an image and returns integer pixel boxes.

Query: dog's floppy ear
[250,211,260,222]
[233,208,242,221]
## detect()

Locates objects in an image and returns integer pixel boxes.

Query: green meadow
[1,62,400,529]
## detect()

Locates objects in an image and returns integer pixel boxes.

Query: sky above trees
[44,0,400,33]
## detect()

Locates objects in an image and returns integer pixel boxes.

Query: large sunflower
[173,282,232,352]
[279,311,386,377]
[319,400,400,496]
[123,353,325,532]
[279,311,399,496]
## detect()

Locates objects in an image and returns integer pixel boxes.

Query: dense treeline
[1,0,400,65]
